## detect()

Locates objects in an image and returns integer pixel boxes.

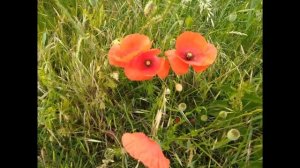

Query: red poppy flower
[122,132,170,168]
[124,49,170,81]
[108,34,170,81]
[165,31,217,75]
[108,34,152,68]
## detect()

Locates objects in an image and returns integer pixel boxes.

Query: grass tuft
[38,0,262,167]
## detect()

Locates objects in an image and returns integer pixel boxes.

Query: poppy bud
[218,111,228,119]
[227,129,240,141]
[165,88,171,95]
[178,103,187,111]
[175,83,183,92]
[200,115,208,121]
[228,12,237,22]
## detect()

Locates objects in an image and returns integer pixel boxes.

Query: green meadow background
[38,0,262,167]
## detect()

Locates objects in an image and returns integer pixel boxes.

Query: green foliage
[38,0,262,167]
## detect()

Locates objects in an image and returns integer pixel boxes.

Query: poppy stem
[179,110,193,127]
[135,161,140,168]
[151,86,167,137]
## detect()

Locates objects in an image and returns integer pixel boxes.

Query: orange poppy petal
[165,49,189,75]
[124,66,154,81]
[120,34,152,61]
[108,44,127,67]
[176,31,208,58]
[124,49,161,81]
[192,65,209,73]
[122,133,150,159]
[138,147,159,168]
[201,43,218,66]
[157,58,170,79]
[122,133,170,168]
[158,151,170,168]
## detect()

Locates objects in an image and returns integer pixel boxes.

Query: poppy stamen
[145,60,152,67]
[185,52,193,60]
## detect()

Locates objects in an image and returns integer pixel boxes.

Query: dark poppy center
[185,52,193,60]
[145,60,152,67]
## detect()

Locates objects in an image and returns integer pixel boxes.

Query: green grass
[38,0,262,167]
